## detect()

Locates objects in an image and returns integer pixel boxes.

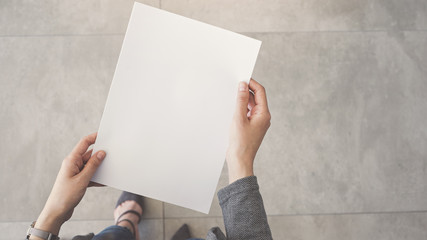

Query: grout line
[240,29,427,34]
[271,209,427,217]
[0,33,125,38]
[159,0,162,9]
[162,202,166,240]
[0,29,427,38]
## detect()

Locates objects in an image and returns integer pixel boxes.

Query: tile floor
[1,0,426,239]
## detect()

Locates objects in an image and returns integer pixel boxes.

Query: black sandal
[115,191,144,237]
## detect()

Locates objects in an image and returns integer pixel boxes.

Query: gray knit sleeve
[213,176,273,240]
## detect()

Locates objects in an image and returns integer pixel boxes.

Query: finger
[248,91,255,111]
[249,79,268,107]
[71,133,97,156]
[80,150,106,183]
[82,149,93,163]
[89,181,105,187]
[234,81,250,120]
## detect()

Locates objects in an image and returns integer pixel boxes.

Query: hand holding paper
[227,79,271,184]
[34,133,106,236]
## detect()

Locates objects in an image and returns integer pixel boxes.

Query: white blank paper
[92,2,261,213]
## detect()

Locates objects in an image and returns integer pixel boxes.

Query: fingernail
[97,151,106,160]
[239,81,247,92]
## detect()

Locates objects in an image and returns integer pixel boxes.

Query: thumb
[80,150,106,182]
[235,81,250,120]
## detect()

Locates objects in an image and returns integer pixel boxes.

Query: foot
[114,200,143,240]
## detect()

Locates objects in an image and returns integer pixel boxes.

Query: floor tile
[162,0,427,32]
[246,31,427,215]
[164,217,225,240]
[137,219,164,240]
[0,36,123,221]
[0,0,159,36]
[269,212,427,240]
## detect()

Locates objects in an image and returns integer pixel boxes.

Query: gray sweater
[206,176,273,240]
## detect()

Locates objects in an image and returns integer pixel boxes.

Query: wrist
[28,220,60,240]
[226,160,254,184]
[34,209,64,236]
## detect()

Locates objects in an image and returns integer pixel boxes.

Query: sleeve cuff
[217,175,259,205]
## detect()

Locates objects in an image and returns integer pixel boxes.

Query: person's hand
[33,133,106,236]
[226,79,271,184]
